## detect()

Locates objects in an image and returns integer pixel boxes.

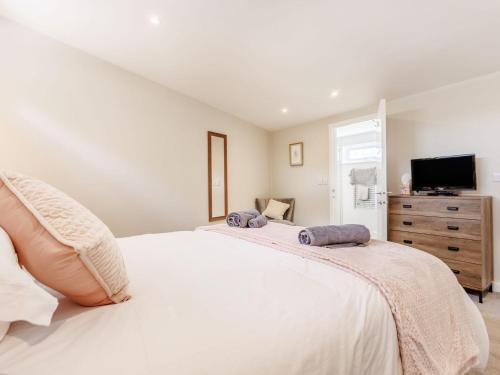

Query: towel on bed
[298,224,370,246]
[248,214,268,228]
[226,209,260,228]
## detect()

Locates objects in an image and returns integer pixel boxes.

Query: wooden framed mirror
[208,131,228,221]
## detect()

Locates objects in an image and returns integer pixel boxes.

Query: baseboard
[492,281,500,293]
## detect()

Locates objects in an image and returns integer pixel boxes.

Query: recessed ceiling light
[150,16,160,25]
[330,90,339,98]
[281,108,288,114]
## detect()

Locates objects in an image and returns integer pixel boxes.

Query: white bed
[0,230,489,375]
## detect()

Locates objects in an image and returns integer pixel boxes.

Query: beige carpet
[468,292,500,374]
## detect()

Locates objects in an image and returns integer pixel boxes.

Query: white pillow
[262,199,291,220]
[0,227,58,342]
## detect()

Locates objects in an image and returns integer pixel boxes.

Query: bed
[0,225,489,375]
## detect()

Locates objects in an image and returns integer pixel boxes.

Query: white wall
[270,121,330,226]
[270,72,500,284]
[0,18,270,237]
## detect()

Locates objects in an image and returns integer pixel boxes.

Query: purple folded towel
[298,224,370,246]
[226,209,260,228]
[248,214,268,228]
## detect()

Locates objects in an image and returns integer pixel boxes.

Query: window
[342,142,381,164]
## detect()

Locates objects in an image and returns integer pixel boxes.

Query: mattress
[0,230,488,375]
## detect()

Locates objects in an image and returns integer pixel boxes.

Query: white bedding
[0,230,488,375]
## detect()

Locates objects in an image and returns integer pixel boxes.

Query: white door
[329,99,388,240]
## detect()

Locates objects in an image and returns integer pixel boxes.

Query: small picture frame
[289,142,303,166]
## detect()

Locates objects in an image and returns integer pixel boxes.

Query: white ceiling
[1,0,500,130]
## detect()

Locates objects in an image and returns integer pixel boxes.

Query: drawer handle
[451,269,460,275]
[448,246,460,252]
[447,206,459,211]
[403,239,413,244]
[403,221,413,226]
[447,225,459,231]
[402,204,412,209]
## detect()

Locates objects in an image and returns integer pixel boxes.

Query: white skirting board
[492,281,500,293]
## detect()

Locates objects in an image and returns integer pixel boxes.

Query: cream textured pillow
[0,226,58,342]
[262,199,290,220]
[0,172,130,307]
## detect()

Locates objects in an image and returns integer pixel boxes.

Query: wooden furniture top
[389,194,490,200]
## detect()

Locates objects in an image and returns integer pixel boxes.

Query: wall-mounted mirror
[208,131,228,221]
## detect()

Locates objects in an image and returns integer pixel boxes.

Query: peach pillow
[0,172,130,307]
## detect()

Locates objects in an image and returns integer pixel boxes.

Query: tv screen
[411,154,476,192]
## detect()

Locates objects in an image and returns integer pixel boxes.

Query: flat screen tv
[411,154,476,194]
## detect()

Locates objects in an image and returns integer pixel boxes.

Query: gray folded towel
[298,224,371,246]
[248,214,268,228]
[226,209,260,228]
[349,167,377,186]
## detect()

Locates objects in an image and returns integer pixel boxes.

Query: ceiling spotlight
[281,108,288,113]
[150,16,160,25]
[330,90,339,97]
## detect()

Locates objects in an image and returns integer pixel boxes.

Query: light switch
[493,173,500,183]
[318,176,329,186]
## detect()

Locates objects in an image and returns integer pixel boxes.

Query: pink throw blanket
[198,223,479,375]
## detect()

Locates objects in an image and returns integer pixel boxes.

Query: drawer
[389,214,481,240]
[389,197,481,219]
[440,259,483,290]
[389,230,482,264]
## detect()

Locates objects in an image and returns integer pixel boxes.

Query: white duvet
[0,230,488,375]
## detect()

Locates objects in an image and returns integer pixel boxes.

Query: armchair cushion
[255,198,295,224]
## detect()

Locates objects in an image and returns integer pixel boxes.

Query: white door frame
[377,99,388,240]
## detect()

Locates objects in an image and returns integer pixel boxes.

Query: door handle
[447,206,459,211]
[451,269,460,275]
[448,246,460,252]
[402,204,412,209]
[447,225,459,231]
[403,239,413,244]
[403,221,413,226]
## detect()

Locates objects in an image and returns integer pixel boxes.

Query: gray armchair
[255,198,295,225]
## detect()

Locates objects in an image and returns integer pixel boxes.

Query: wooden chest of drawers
[388,195,493,302]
